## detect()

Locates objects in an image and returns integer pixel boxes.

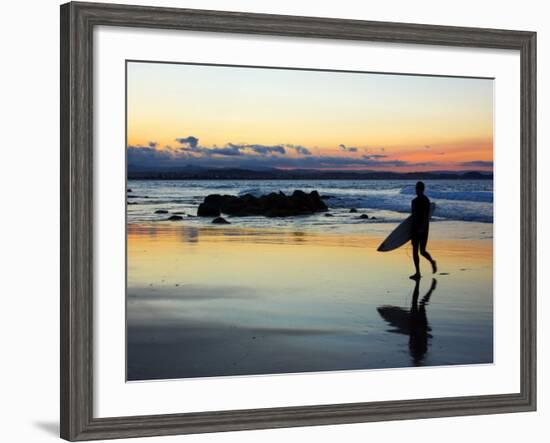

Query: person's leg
[411,236,421,279]
[419,232,437,274]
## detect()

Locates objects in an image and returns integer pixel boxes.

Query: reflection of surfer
[376,278,437,365]
[408,278,436,363]
[410,181,437,280]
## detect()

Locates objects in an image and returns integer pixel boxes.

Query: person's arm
[424,199,431,225]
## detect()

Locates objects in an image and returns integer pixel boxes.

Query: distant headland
[128,166,492,181]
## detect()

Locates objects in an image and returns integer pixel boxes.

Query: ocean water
[127,179,493,228]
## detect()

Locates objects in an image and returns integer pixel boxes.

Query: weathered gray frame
[60,2,537,441]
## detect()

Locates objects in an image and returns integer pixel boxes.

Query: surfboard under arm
[377,202,436,252]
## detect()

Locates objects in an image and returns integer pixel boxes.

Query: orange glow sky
[127,62,493,172]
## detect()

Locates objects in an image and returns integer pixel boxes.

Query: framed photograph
[60,1,536,441]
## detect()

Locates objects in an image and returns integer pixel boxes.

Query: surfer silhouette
[410,181,437,280]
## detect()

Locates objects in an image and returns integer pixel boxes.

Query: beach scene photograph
[126,61,494,381]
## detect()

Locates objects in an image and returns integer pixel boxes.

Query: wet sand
[127,221,493,381]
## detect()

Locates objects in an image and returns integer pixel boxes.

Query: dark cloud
[127,135,458,171]
[179,144,242,156]
[176,140,312,158]
[339,144,358,153]
[127,145,175,167]
[293,155,412,168]
[361,158,410,167]
[212,146,242,157]
[286,144,312,156]
[128,145,421,170]
[458,160,493,167]
[209,146,243,156]
[175,136,199,148]
[363,154,387,160]
[228,143,286,155]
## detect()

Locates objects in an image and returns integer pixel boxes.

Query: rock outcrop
[197,190,328,217]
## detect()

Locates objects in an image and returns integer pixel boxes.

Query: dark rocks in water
[127,201,138,205]
[359,214,369,219]
[212,217,230,224]
[197,190,328,217]
[127,188,132,192]
[167,215,183,221]
[349,208,358,213]
[371,216,377,220]
[155,209,169,214]
[309,190,321,198]
[197,200,221,217]
[321,195,333,199]
[173,211,186,215]
[324,213,334,217]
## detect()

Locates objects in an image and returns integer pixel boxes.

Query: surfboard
[377,202,435,252]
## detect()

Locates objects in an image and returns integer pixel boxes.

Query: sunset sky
[127,61,493,172]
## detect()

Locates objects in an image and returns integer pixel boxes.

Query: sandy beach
[127,220,493,381]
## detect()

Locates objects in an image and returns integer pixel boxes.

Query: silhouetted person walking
[410,181,437,280]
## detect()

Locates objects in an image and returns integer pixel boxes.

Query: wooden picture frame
[60,2,536,440]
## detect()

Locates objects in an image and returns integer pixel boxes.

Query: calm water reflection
[378,279,437,365]
[127,223,493,381]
